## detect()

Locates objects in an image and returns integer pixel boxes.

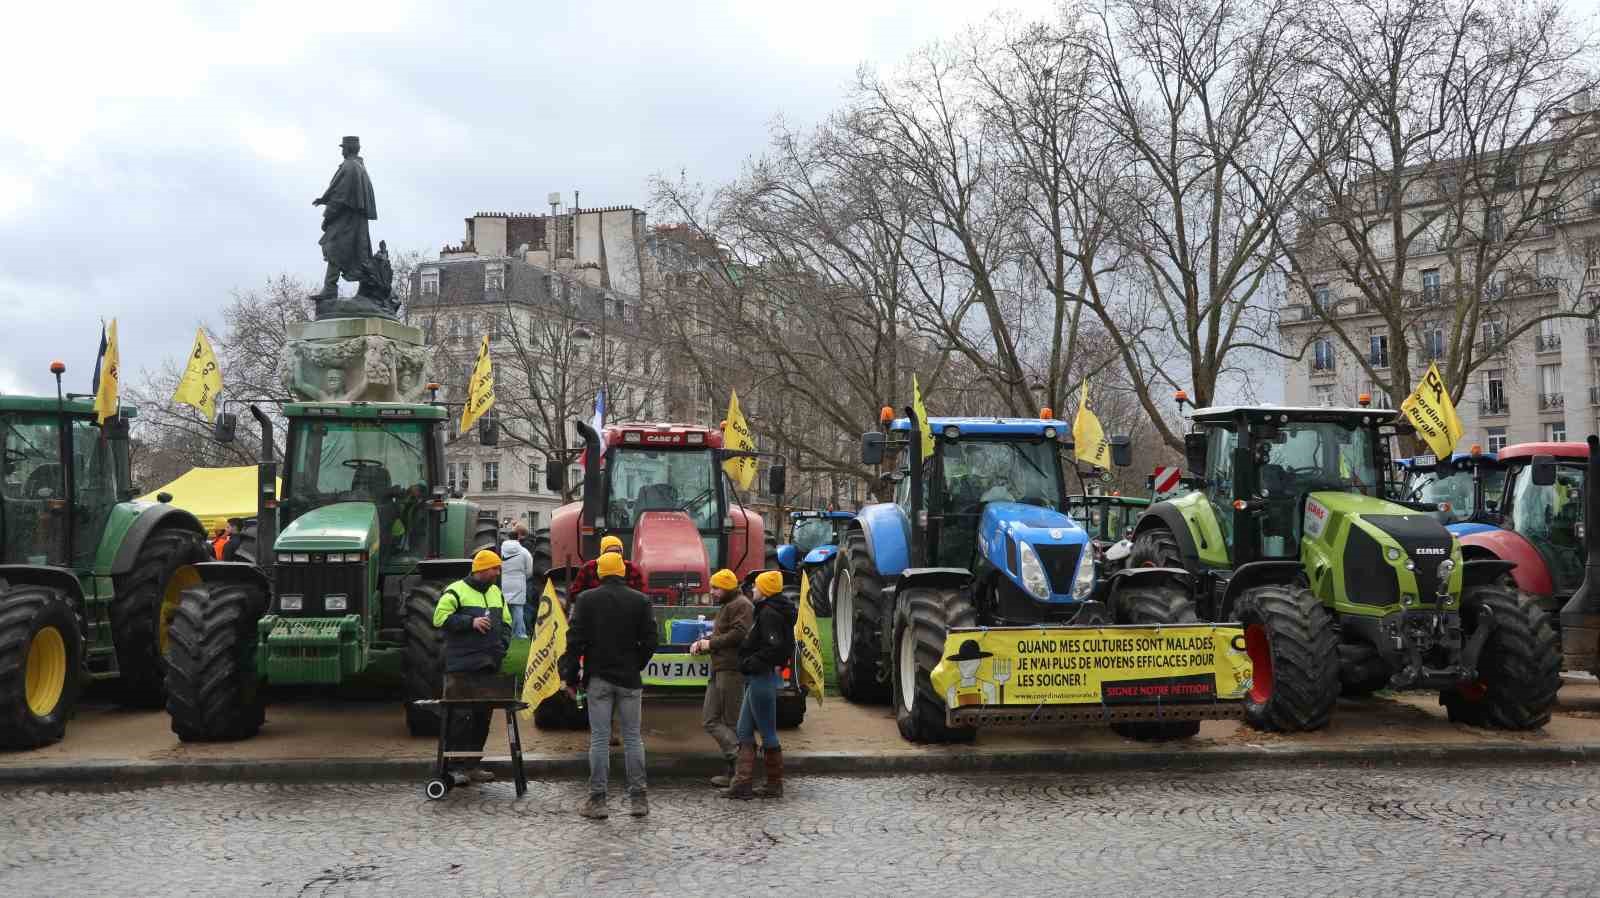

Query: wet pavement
[4,763,1600,897]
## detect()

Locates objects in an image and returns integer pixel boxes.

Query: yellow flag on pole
[92,319,120,425]
[519,578,569,719]
[794,572,825,702]
[911,374,935,461]
[722,390,757,490]
[1399,363,1465,459]
[460,335,495,434]
[1072,382,1110,468]
[172,328,223,421]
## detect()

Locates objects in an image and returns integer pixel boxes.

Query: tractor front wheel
[110,526,208,708]
[1234,584,1339,732]
[833,533,889,704]
[0,584,83,750]
[1128,527,1184,569]
[892,585,977,743]
[402,581,449,737]
[1442,584,1560,730]
[1110,583,1202,741]
[164,580,267,742]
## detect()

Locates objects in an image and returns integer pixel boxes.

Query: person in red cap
[691,568,752,787]
[568,534,645,596]
[722,570,796,800]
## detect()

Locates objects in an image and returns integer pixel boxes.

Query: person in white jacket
[499,524,533,638]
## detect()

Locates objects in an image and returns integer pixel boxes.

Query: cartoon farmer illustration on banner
[944,640,1001,707]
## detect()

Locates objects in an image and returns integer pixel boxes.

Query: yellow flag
[172,328,223,421]
[910,374,934,461]
[794,572,825,702]
[93,319,120,425]
[1072,382,1110,468]
[519,578,569,719]
[722,389,757,490]
[460,335,495,434]
[1400,363,1465,459]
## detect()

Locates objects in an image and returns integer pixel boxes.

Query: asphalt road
[4,763,1600,897]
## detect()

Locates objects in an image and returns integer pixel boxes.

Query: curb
[3,741,1598,786]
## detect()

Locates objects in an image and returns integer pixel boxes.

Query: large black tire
[892,585,977,743]
[109,526,208,708]
[764,531,779,572]
[1234,584,1339,732]
[1441,584,1561,729]
[402,580,449,737]
[1128,527,1184,569]
[1337,643,1390,697]
[777,692,806,729]
[832,532,890,703]
[0,585,83,750]
[231,522,258,566]
[1109,584,1203,741]
[800,563,835,618]
[471,512,499,555]
[164,580,267,742]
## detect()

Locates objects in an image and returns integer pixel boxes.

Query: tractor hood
[275,502,378,553]
[1301,491,1462,608]
[978,502,1091,603]
[632,510,710,594]
[802,545,838,566]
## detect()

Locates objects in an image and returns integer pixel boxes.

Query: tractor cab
[775,509,853,573]
[1457,441,1591,609]
[1397,449,1505,531]
[0,398,135,570]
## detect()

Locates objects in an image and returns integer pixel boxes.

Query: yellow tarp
[139,466,278,533]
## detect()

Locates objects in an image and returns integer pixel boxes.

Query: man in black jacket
[560,551,658,819]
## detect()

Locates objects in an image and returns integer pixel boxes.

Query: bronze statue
[311,136,397,319]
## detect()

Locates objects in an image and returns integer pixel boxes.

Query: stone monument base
[281,317,431,403]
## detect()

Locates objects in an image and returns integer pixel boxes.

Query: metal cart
[415,673,528,799]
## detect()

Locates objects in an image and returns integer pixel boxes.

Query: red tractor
[529,420,797,727]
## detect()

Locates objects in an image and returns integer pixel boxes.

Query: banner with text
[928,625,1251,708]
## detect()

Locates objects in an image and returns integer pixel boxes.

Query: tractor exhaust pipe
[575,419,603,560]
[1560,434,1600,673]
[249,404,278,569]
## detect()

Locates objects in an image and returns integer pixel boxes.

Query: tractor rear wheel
[1110,584,1203,741]
[1442,584,1561,729]
[0,584,83,750]
[527,528,556,595]
[231,521,259,566]
[471,512,499,555]
[110,526,208,708]
[1128,527,1184,569]
[165,580,267,742]
[402,580,449,737]
[801,562,835,618]
[1234,584,1339,732]
[833,533,889,703]
[892,585,977,743]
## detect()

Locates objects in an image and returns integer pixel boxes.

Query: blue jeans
[586,677,646,797]
[735,669,781,749]
[508,602,532,639]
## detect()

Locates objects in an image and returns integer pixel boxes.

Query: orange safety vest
[213,535,228,560]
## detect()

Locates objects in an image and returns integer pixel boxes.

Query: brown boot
[754,747,783,798]
[719,743,757,800]
[709,756,736,788]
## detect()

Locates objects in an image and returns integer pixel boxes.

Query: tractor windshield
[1260,421,1379,497]
[1407,465,1505,524]
[1,413,64,564]
[283,418,432,529]
[933,437,1063,566]
[606,447,720,563]
[1506,461,1585,595]
[792,518,835,554]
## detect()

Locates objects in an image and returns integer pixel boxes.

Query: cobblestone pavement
[4,763,1600,897]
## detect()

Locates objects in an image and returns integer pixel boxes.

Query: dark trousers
[445,706,492,771]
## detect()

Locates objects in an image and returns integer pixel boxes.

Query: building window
[1312,337,1336,371]
[1486,206,1505,243]
[1486,427,1508,453]
[1363,381,1392,408]
[1482,318,1506,354]
[485,262,505,292]
[1547,422,1567,442]
[482,462,499,492]
[1368,330,1389,368]
[418,316,436,342]
[1536,249,1557,279]
[1420,269,1440,304]
[1312,384,1334,407]
[528,461,542,492]
[420,268,440,296]
[1312,283,1331,310]
[446,462,469,494]
[488,313,503,342]
[1483,369,1508,415]
[447,316,463,343]
[1421,326,1446,361]
[1539,363,1563,410]
[527,509,542,530]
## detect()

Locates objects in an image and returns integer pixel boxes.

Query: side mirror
[1109,434,1132,468]
[214,412,238,444]
[104,415,131,440]
[861,431,885,466]
[156,491,173,504]
[1532,455,1557,486]
[768,462,787,496]
[1183,432,1207,475]
[545,463,566,494]
[478,416,499,447]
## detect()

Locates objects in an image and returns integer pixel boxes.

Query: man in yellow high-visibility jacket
[432,549,513,786]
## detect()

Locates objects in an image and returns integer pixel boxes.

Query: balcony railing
[1591,385,1600,406]
[1536,333,1562,353]
[1480,399,1511,416]
[1538,392,1565,411]
[1309,359,1336,376]
[1588,323,1600,347]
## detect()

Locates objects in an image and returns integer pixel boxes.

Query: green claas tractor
[162,401,497,741]
[1,376,208,749]
[1127,403,1561,732]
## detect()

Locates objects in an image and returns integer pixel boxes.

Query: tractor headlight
[1385,546,1402,562]
[280,594,304,611]
[1018,541,1051,599]
[1072,554,1096,601]
[325,594,349,611]
[1436,559,1456,592]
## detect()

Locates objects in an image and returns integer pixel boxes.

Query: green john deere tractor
[1127,404,1561,732]
[1,382,208,749]
[162,401,497,741]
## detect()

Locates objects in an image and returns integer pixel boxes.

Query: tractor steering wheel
[343,458,383,469]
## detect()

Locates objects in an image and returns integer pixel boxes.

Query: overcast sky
[0,0,1060,398]
[2,0,1596,402]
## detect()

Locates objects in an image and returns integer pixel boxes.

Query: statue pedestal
[281,317,431,403]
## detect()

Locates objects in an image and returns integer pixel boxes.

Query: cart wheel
[425,778,450,800]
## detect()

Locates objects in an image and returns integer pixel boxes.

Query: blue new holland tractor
[835,407,1204,742]
[774,509,854,617]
